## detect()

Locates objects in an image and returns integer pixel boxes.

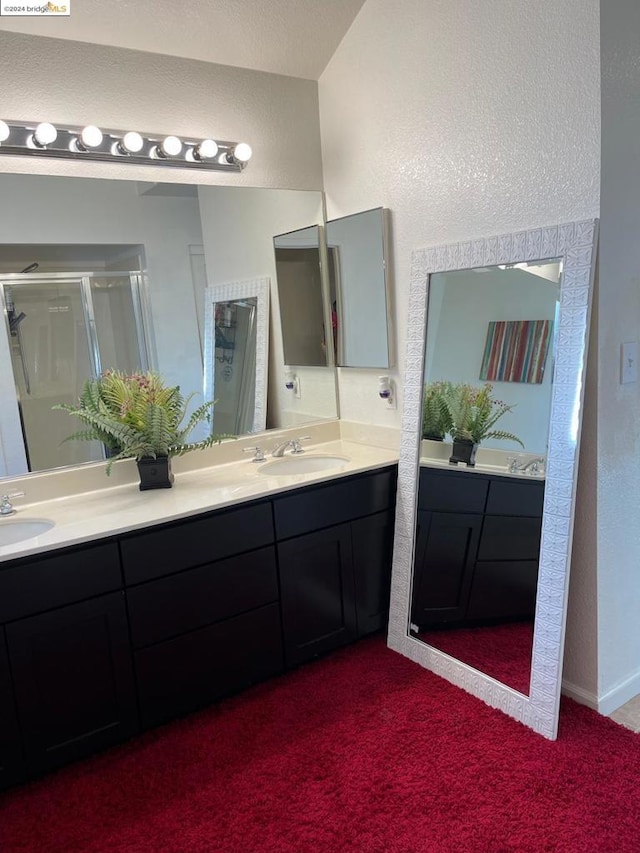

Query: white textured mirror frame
[203,277,270,434]
[387,220,598,740]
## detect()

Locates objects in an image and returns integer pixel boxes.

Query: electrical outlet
[620,341,638,384]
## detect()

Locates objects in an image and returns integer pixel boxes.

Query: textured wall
[0,32,323,191]
[319,0,601,700]
[319,0,600,425]
[597,0,640,708]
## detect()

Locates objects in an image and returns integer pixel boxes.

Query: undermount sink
[0,519,55,546]
[258,454,350,475]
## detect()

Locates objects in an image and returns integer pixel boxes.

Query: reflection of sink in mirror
[0,519,54,546]
[259,455,350,475]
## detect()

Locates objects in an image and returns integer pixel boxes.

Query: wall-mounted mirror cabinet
[273,225,328,367]
[326,207,392,369]
[388,221,598,740]
[0,174,334,479]
[273,207,392,370]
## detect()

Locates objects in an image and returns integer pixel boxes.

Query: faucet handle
[0,492,24,515]
[291,435,311,453]
[243,446,266,463]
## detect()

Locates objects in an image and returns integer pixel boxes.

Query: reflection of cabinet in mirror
[411,467,543,633]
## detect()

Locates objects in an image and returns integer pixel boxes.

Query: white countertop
[419,457,546,481]
[0,440,398,563]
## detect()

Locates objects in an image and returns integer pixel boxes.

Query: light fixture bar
[0,120,252,172]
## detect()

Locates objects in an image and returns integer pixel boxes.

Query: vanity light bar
[0,121,252,172]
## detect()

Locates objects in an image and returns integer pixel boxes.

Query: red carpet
[420,621,534,694]
[1,636,639,853]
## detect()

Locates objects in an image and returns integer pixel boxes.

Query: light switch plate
[620,341,638,384]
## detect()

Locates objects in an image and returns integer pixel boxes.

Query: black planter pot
[449,439,478,467]
[137,456,174,490]
[422,433,444,442]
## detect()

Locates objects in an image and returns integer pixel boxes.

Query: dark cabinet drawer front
[274,467,396,540]
[478,516,542,562]
[135,603,283,728]
[486,479,544,517]
[467,560,539,621]
[128,546,278,648]
[121,501,274,585]
[418,468,488,514]
[0,543,121,623]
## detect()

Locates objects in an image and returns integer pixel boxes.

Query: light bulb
[160,135,182,157]
[233,143,252,163]
[0,121,9,143]
[79,125,103,148]
[33,122,58,147]
[119,131,144,154]
[194,138,218,160]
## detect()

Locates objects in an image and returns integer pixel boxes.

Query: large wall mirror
[0,173,335,478]
[387,220,598,740]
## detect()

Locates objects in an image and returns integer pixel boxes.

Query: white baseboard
[561,679,598,710]
[596,669,640,717]
[562,669,640,717]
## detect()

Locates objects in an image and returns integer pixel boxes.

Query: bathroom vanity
[0,453,396,790]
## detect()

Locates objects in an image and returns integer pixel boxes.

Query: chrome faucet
[0,492,25,516]
[272,435,310,457]
[508,457,545,475]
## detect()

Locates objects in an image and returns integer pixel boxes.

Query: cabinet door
[6,592,138,777]
[411,511,482,629]
[352,510,395,637]
[0,629,24,791]
[278,523,357,666]
[466,560,539,621]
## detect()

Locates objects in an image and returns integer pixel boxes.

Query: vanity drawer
[120,500,274,585]
[418,467,488,514]
[273,467,396,540]
[0,543,121,623]
[486,479,544,517]
[477,516,543,562]
[135,602,284,729]
[127,546,278,648]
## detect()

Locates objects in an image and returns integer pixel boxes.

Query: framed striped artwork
[479,319,552,384]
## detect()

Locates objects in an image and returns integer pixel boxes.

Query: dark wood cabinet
[412,466,544,631]
[0,464,397,788]
[6,592,137,776]
[279,523,357,666]
[276,469,397,666]
[352,510,395,636]
[0,629,24,791]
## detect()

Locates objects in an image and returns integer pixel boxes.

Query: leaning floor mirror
[203,278,270,435]
[387,220,598,740]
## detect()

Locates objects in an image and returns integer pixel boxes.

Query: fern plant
[422,381,453,440]
[442,382,524,447]
[54,370,233,474]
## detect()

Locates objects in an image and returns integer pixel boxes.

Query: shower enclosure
[0,271,152,476]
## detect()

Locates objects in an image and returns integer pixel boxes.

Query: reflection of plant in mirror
[54,370,234,474]
[443,383,524,447]
[422,381,453,440]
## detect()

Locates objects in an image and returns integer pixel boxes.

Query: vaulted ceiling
[0,0,366,80]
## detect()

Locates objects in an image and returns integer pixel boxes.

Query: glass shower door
[0,272,150,475]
